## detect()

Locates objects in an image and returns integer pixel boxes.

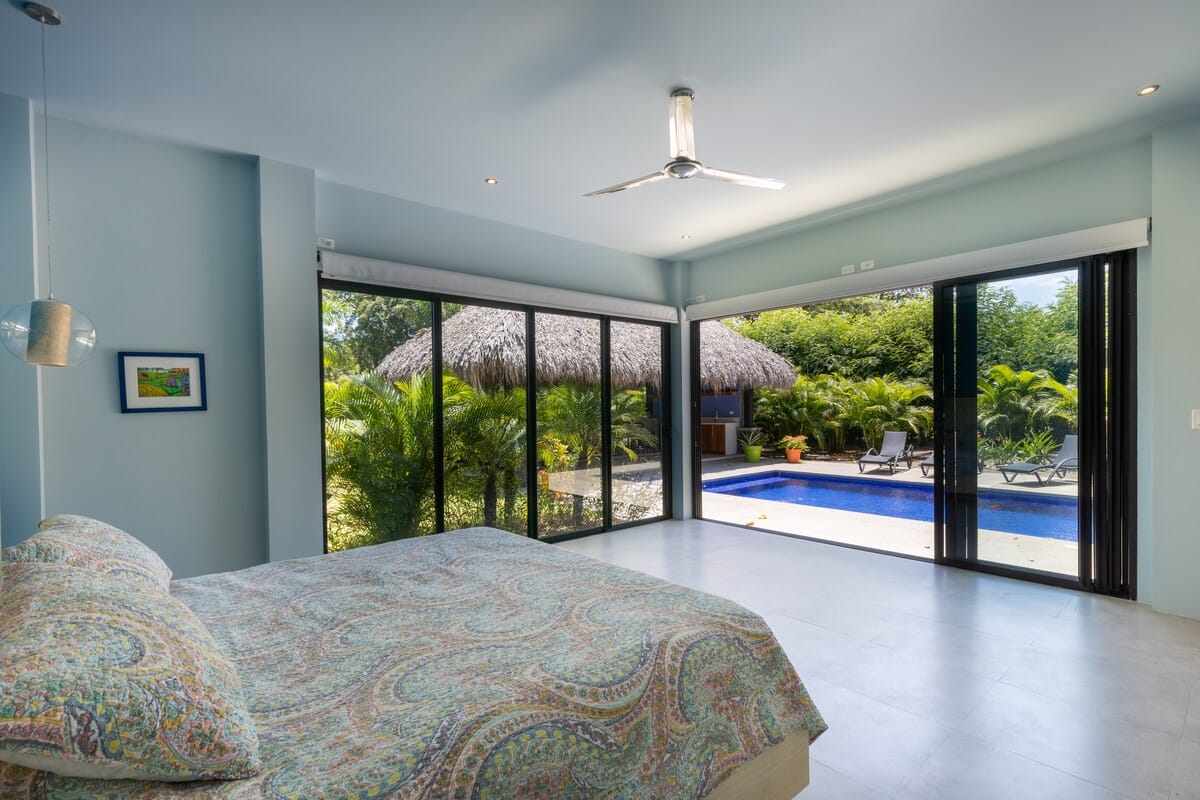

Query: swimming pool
[702,471,1078,541]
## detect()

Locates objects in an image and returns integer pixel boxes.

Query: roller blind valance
[318,250,679,324]
[686,218,1149,321]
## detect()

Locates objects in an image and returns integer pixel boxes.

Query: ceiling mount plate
[24,2,62,25]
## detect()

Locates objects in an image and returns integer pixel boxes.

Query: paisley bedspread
[3,527,825,798]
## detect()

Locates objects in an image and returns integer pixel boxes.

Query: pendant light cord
[40,15,54,300]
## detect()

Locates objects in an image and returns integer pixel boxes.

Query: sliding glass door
[536,312,604,538]
[441,303,529,534]
[933,253,1136,595]
[320,280,670,551]
[611,321,669,525]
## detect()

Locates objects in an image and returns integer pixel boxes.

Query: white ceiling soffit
[320,251,678,324]
[0,2,1196,259]
[686,218,1149,321]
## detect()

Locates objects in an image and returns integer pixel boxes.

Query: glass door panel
[937,268,1081,578]
[441,304,529,535]
[610,321,667,524]
[535,312,604,538]
[321,288,437,551]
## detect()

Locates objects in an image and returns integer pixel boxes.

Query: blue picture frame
[118,351,207,414]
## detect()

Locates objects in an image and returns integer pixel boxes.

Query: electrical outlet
[317,236,335,249]
[840,264,855,275]
[860,259,875,270]
[1192,409,1200,430]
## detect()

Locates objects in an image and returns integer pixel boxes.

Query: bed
[1,525,825,798]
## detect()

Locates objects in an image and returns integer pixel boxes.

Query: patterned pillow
[1,514,172,591]
[0,562,262,782]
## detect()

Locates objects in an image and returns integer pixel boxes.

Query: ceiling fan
[585,88,786,197]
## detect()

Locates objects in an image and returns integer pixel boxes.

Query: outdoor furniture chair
[858,431,913,474]
[997,434,1078,485]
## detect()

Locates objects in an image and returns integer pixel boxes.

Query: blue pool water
[703,471,1077,541]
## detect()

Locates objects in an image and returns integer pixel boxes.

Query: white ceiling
[1,0,1198,259]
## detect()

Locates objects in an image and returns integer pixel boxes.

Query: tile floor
[557,519,1200,800]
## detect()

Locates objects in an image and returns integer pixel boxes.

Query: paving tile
[801,758,889,800]
[558,520,1200,798]
[800,677,953,796]
[953,681,1180,799]
[896,732,1132,800]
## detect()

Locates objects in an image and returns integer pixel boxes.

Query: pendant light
[0,3,96,367]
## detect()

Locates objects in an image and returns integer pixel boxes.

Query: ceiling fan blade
[669,90,696,160]
[584,171,668,197]
[699,166,786,190]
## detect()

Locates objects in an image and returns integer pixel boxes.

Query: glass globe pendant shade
[0,298,96,366]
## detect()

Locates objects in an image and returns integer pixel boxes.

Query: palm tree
[611,388,659,461]
[451,388,527,530]
[976,364,1061,439]
[837,376,932,450]
[324,371,470,545]
[537,384,656,527]
[754,374,840,451]
[1038,370,1078,433]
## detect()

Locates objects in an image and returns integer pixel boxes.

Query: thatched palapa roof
[695,320,795,390]
[376,307,794,391]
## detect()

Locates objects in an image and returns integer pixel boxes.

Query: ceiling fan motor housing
[665,158,702,179]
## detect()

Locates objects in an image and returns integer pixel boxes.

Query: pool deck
[699,454,1079,576]
[547,450,1080,576]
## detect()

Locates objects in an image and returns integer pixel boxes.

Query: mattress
[4,527,824,798]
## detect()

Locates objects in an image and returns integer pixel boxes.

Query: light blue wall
[316,181,673,305]
[1148,117,1200,620]
[258,159,322,562]
[26,116,267,578]
[0,94,43,543]
[686,139,1151,304]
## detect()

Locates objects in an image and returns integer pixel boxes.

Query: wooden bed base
[707,732,811,800]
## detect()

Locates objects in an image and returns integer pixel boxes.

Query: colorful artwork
[137,367,192,398]
[118,352,207,413]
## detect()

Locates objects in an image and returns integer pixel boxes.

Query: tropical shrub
[754,375,841,451]
[324,372,470,547]
[448,387,527,531]
[536,384,656,527]
[835,376,932,451]
[1017,430,1059,461]
[978,435,1022,468]
[976,365,1077,440]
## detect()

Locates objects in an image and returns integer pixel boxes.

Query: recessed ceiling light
[1136,84,1159,96]
[484,177,499,185]
[680,234,692,240]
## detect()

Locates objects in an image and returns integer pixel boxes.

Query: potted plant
[780,434,809,463]
[739,429,765,463]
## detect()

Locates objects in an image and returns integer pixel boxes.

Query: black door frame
[933,254,1137,597]
[689,255,1136,598]
[317,276,674,548]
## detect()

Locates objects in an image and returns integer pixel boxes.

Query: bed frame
[708,732,811,799]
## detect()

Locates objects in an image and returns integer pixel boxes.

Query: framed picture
[118,352,207,413]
